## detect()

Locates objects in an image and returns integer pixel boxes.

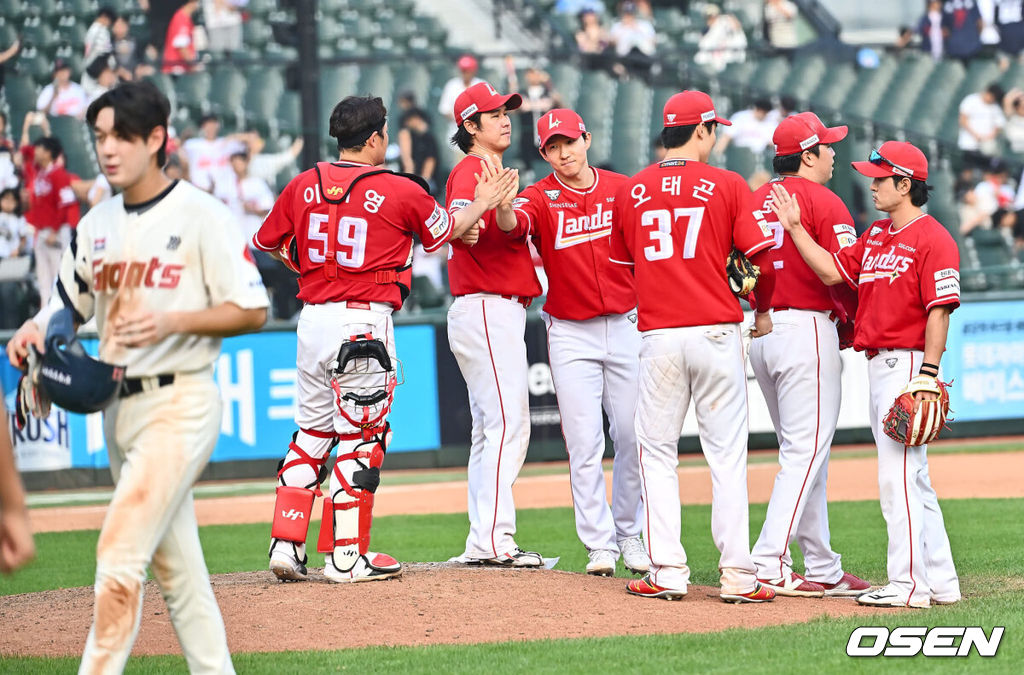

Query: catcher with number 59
[769,141,961,610]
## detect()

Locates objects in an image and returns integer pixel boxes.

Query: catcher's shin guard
[269,430,333,580]
[319,425,392,573]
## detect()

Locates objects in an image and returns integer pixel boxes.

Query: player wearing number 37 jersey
[609,91,778,603]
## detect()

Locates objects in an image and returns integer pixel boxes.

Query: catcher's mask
[37,308,126,414]
[326,333,403,431]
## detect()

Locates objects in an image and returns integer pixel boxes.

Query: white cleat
[269,548,307,582]
[324,552,403,583]
[618,536,650,575]
[585,549,618,576]
[857,584,930,609]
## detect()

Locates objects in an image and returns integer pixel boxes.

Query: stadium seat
[21,19,60,52]
[575,70,617,167]
[611,79,652,175]
[174,71,212,121]
[276,92,302,137]
[243,65,285,135]
[0,0,28,21]
[243,18,273,51]
[2,75,39,132]
[808,62,856,116]
[208,65,247,130]
[780,55,826,102]
[967,229,1024,289]
[48,114,97,178]
[24,0,59,19]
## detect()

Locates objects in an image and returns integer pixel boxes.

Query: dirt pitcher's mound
[1,564,897,657]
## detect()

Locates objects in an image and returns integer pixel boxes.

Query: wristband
[919,362,939,376]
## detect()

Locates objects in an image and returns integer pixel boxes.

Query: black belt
[120,374,175,398]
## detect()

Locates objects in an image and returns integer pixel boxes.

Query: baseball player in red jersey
[609,91,777,602]
[771,141,961,609]
[8,81,269,673]
[497,108,647,576]
[256,96,514,583]
[445,82,547,566]
[747,113,872,598]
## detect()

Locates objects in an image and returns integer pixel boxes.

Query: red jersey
[445,153,541,298]
[20,146,79,231]
[162,6,197,74]
[751,175,858,318]
[254,161,452,309]
[511,168,635,320]
[833,214,960,352]
[609,159,773,331]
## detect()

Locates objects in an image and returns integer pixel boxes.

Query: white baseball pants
[868,349,959,606]
[544,311,643,553]
[635,323,757,594]
[82,371,233,675]
[447,294,531,559]
[749,309,844,583]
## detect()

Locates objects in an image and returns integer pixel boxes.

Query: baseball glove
[726,249,760,297]
[882,375,951,446]
[14,347,51,429]
[278,234,301,274]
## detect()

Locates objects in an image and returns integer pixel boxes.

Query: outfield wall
[4,298,1023,489]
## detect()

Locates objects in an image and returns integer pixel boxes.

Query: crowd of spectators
[910,0,1024,66]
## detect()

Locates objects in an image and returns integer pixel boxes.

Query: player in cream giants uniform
[772,141,961,609]
[255,96,511,583]
[498,108,647,576]
[7,81,269,673]
[747,113,872,597]
[445,82,547,566]
[610,91,777,602]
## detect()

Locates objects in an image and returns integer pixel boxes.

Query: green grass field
[2,498,1020,673]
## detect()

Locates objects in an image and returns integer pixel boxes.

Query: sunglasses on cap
[869,149,914,178]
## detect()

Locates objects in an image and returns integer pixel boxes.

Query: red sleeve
[446,161,479,215]
[510,186,543,241]
[732,176,774,258]
[750,247,775,312]
[920,230,961,313]
[833,235,865,289]
[55,171,79,226]
[254,177,297,251]
[405,186,453,252]
[609,183,634,266]
[815,192,858,254]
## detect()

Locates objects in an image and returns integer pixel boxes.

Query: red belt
[865,348,897,360]
[772,307,839,324]
[501,294,533,308]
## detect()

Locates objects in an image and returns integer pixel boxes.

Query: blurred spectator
[18,122,80,309]
[774,94,798,121]
[651,135,667,163]
[0,113,17,190]
[398,108,440,196]
[979,0,1003,46]
[84,7,117,68]
[609,1,656,80]
[162,0,202,75]
[943,0,983,64]
[0,187,31,329]
[180,114,238,192]
[996,0,1024,67]
[764,0,799,54]
[506,60,561,160]
[575,9,614,71]
[747,169,772,191]
[72,171,113,207]
[555,0,605,13]
[714,98,776,155]
[0,36,19,99]
[36,60,89,119]
[958,82,1006,165]
[1002,87,1024,151]
[919,0,946,59]
[165,153,186,181]
[695,5,748,72]
[961,158,1016,234]
[410,244,447,311]
[111,14,145,81]
[241,129,304,187]
[438,54,484,125]
[83,55,118,103]
[892,25,916,54]
[203,0,245,54]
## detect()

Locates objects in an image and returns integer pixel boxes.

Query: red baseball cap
[772,112,847,156]
[851,141,928,181]
[457,54,478,72]
[537,108,587,147]
[662,91,731,127]
[453,81,523,124]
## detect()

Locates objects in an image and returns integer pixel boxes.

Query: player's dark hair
[96,6,117,22]
[773,145,821,175]
[87,80,171,167]
[33,136,64,160]
[0,187,22,215]
[660,121,716,149]
[330,95,387,153]
[451,111,482,153]
[753,98,773,112]
[892,176,932,206]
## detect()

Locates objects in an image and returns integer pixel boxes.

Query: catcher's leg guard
[320,425,401,582]
[269,429,334,581]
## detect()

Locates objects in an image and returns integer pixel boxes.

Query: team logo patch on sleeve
[449,198,472,212]
[544,189,561,201]
[834,224,857,248]
[512,197,529,209]
[425,204,451,238]
[934,268,960,298]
